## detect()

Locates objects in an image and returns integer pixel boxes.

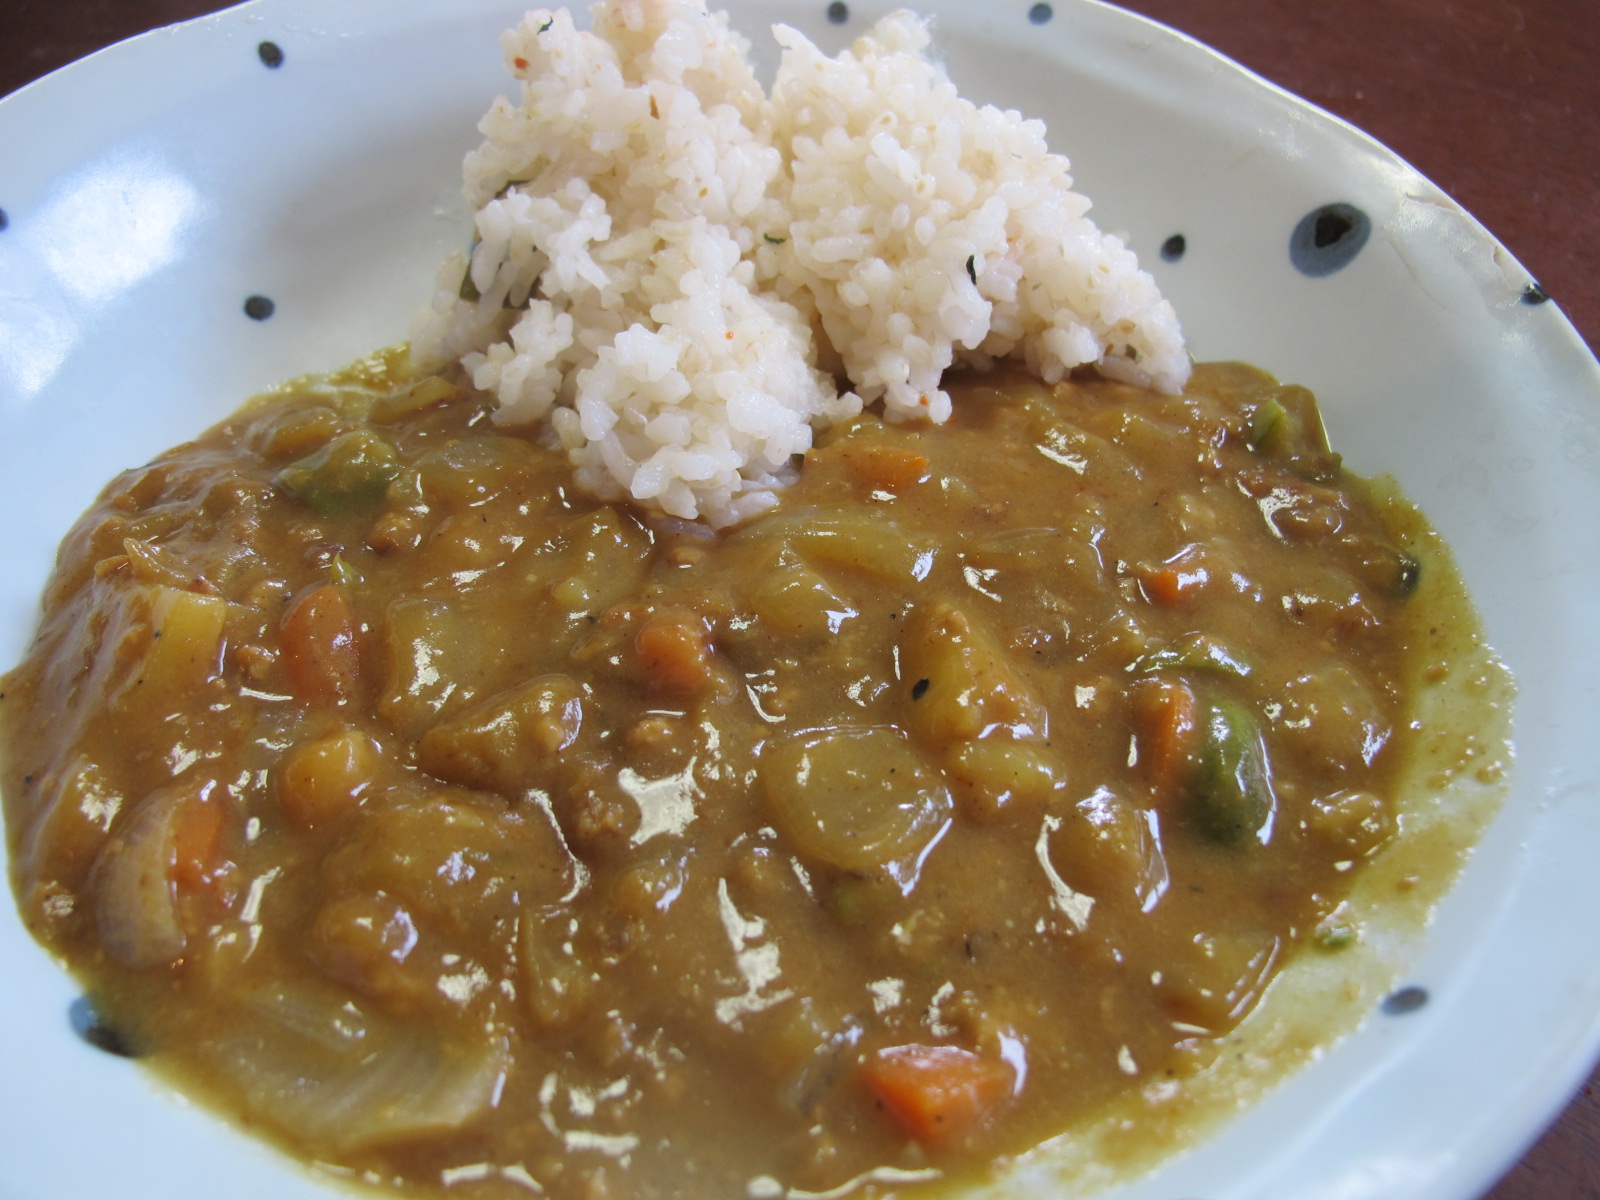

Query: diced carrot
[863,1043,1013,1146]
[169,785,231,897]
[635,610,713,695]
[1135,677,1200,806]
[1135,543,1210,607]
[281,583,361,706]
[1137,565,1184,606]
[844,444,929,494]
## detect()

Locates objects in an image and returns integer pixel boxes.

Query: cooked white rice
[411,0,1188,526]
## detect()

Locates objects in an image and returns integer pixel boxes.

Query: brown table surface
[6,1,1600,1197]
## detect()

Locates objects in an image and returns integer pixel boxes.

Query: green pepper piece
[1248,397,1285,450]
[1248,386,1342,482]
[1135,632,1253,679]
[1314,918,1359,950]
[328,552,363,589]
[276,429,400,515]
[1191,698,1277,846]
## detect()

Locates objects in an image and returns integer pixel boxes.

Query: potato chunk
[763,725,951,888]
[417,675,585,794]
[901,604,1048,745]
[278,727,381,828]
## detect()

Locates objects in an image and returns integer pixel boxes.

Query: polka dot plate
[2,2,1599,1199]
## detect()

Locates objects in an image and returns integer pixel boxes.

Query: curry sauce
[0,356,1502,1198]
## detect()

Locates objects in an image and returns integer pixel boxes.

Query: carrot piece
[635,611,713,695]
[1137,565,1183,606]
[863,1044,1013,1146]
[168,785,238,908]
[281,583,361,705]
[1135,677,1200,805]
[169,791,224,891]
[844,444,929,494]
[1135,544,1210,607]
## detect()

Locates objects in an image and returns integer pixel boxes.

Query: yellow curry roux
[0,355,1506,1199]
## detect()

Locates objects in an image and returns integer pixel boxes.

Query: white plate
[3,1,1600,1198]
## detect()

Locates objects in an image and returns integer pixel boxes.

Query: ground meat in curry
[0,354,1478,1198]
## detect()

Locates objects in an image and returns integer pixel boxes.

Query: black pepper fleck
[257,41,284,69]
[244,295,276,320]
[827,1,849,23]
[1028,2,1053,23]
[911,678,930,700]
[1521,281,1550,305]
[1160,233,1185,262]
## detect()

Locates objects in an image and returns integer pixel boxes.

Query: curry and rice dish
[0,3,1509,1199]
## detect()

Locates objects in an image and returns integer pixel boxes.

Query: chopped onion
[221,999,511,1151]
[90,785,188,969]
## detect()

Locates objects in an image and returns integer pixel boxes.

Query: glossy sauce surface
[2,357,1462,1198]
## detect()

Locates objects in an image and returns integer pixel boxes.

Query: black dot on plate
[258,40,285,69]
[827,1,849,23]
[1160,233,1186,262]
[1381,985,1430,1016]
[68,996,139,1058]
[1028,2,1053,23]
[1289,202,1371,278]
[1521,281,1550,305]
[244,295,276,320]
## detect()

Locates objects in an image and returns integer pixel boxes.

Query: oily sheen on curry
[0,354,1480,1199]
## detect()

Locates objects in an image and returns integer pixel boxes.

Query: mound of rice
[412,0,1188,526]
